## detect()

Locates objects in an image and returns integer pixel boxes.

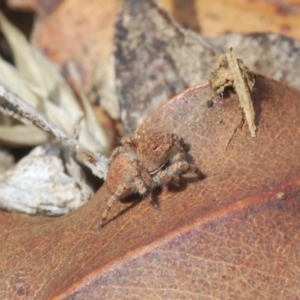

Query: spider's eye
[152,145,158,150]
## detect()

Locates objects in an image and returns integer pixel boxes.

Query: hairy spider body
[100,132,197,227]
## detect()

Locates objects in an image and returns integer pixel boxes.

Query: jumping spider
[100,132,199,227]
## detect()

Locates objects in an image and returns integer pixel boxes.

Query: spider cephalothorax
[100,132,198,227]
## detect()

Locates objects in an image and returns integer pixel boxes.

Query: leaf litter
[0,12,108,215]
[1,0,300,217]
[115,0,300,134]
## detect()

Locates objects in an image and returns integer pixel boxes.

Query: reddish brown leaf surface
[1,75,300,299]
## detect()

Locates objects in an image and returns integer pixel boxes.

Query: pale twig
[0,84,108,179]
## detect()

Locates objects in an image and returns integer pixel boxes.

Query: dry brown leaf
[8,0,119,93]
[1,1,300,298]
[1,75,300,299]
[159,0,300,40]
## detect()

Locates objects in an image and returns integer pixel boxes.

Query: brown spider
[100,132,199,227]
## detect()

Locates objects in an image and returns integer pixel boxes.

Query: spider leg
[100,194,117,228]
[100,182,136,228]
[100,175,148,228]
[149,193,161,211]
[171,152,198,174]
[154,159,195,187]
